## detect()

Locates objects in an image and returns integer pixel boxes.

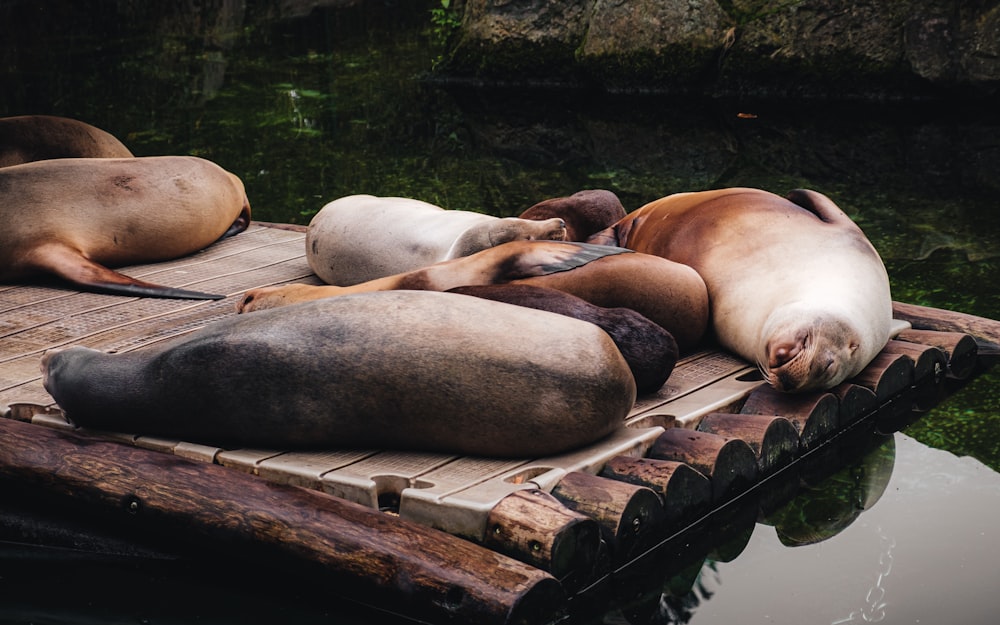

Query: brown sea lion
[305,194,567,285]
[238,240,709,351]
[447,283,679,393]
[519,189,627,241]
[41,290,636,457]
[0,115,133,166]
[0,156,251,300]
[588,188,893,392]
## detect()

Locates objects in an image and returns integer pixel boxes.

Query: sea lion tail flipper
[787,189,857,228]
[28,244,225,300]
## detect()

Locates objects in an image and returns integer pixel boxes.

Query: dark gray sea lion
[305,194,567,285]
[0,155,252,300]
[519,189,627,241]
[447,283,679,394]
[589,188,893,392]
[0,115,133,166]
[41,291,636,457]
[238,240,709,352]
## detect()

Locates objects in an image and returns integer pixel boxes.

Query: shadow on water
[2,1,999,624]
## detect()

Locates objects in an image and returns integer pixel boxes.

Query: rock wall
[439,0,1000,99]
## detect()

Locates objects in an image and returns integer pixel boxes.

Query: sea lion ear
[849,342,860,354]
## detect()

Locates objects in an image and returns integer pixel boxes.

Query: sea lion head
[758,309,866,393]
[489,217,567,245]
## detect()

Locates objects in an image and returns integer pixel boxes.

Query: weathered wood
[550,471,665,563]
[696,413,801,475]
[832,383,879,427]
[881,339,950,410]
[0,418,565,625]
[739,387,840,450]
[598,456,712,527]
[893,300,1000,356]
[895,329,979,379]
[647,428,759,503]
[485,489,604,592]
[850,351,915,404]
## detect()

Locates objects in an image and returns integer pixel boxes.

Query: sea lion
[588,187,892,392]
[0,155,252,300]
[448,283,678,393]
[519,189,627,241]
[239,240,709,351]
[0,115,133,166]
[305,194,567,285]
[41,290,636,457]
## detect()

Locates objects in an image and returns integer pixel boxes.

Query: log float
[0,417,566,625]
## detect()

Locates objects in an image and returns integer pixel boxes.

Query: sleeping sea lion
[305,194,567,285]
[0,114,133,166]
[588,187,892,392]
[0,156,251,299]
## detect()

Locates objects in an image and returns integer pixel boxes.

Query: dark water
[2,1,999,624]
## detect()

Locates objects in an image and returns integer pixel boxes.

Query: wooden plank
[0,417,567,625]
[892,300,1000,356]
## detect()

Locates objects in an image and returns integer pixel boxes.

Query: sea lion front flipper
[504,241,633,280]
[24,243,225,300]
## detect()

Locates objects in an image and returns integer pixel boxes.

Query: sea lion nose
[768,339,802,368]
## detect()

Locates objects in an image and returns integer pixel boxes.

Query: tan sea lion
[588,187,892,392]
[0,156,252,300]
[448,283,679,393]
[41,290,636,457]
[239,240,709,351]
[519,189,627,241]
[0,115,133,166]
[305,194,567,285]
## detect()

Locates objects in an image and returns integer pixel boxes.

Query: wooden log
[647,428,759,503]
[832,383,879,427]
[485,489,604,593]
[550,471,665,564]
[696,413,801,475]
[0,418,565,625]
[739,387,840,450]
[598,456,712,527]
[849,351,915,404]
[895,329,979,379]
[881,339,950,411]
[893,300,1000,356]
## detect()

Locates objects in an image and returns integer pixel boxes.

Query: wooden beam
[0,418,565,625]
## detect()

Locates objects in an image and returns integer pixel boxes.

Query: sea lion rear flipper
[787,189,858,229]
[217,202,252,241]
[27,243,225,300]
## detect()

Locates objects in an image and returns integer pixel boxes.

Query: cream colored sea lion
[518,189,627,241]
[41,290,636,457]
[0,156,252,299]
[0,115,133,166]
[588,188,892,392]
[239,240,709,351]
[305,194,568,285]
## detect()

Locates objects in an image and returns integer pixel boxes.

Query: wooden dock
[0,223,993,624]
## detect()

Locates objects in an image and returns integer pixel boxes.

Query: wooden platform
[0,223,989,625]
